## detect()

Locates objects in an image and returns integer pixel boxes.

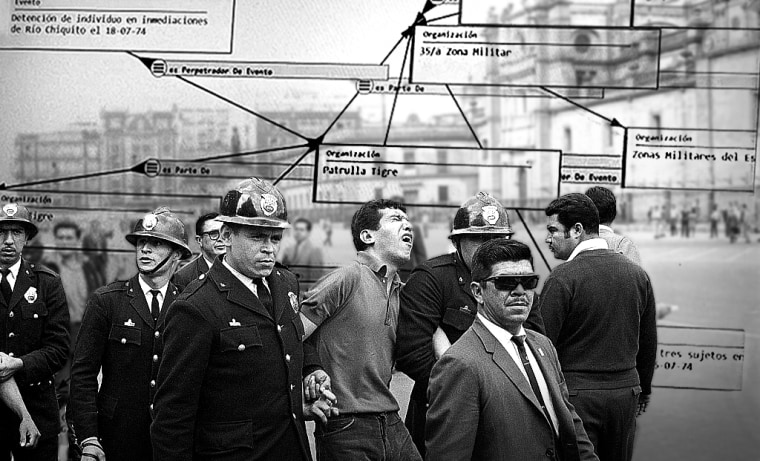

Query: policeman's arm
[395,267,444,382]
[151,300,213,461]
[68,293,110,443]
[15,273,70,386]
[534,275,571,345]
[0,377,40,448]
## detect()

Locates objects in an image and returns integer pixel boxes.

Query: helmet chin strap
[454,238,471,272]
[138,252,174,276]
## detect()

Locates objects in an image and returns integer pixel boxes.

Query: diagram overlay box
[1,0,234,52]
[410,25,661,89]
[653,326,745,391]
[313,144,559,208]
[624,128,757,191]
[561,154,623,185]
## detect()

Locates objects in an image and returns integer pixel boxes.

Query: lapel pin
[229,318,241,327]
[538,347,545,357]
[124,319,135,327]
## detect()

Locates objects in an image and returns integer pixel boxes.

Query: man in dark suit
[172,212,225,291]
[151,178,335,461]
[68,207,191,461]
[396,192,543,456]
[0,202,70,460]
[426,239,597,461]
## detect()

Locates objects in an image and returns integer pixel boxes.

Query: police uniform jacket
[151,260,313,461]
[68,275,180,461]
[172,255,210,292]
[0,259,69,441]
[395,252,545,453]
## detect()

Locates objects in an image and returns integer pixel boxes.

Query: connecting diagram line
[629,0,636,28]
[0,167,133,190]
[540,86,623,128]
[514,209,552,273]
[273,146,314,186]
[384,38,412,146]
[446,84,483,149]
[380,36,406,65]
[185,143,309,163]
[31,205,195,215]
[426,12,459,24]
[175,76,310,141]
[323,91,360,136]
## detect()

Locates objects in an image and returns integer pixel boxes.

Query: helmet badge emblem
[143,214,158,231]
[481,206,499,225]
[260,194,278,216]
[3,204,18,217]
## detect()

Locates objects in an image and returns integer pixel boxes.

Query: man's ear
[360,229,375,246]
[571,223,584,239]
[470,281,484,305]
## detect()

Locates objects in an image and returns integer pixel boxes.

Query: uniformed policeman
[395,192,544,456]
[151,178,335,461]
[0,202,70,460]
[67,207,191,461]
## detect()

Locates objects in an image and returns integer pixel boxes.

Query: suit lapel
[268,267,292,323]
[156,282,180,327]
[527,331,573,438]
[128,276,155,327]
[8,260,33,310]
[197,257,209,274]
[210,263,272,320]
[472,319,545,416]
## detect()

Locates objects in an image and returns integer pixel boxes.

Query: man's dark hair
[294,217,312,231]
[471,239,534,282]
[585,186,616,225]
[196,212,220,235]
[351,199,406,251]
[545,193,600,235]
[53,220,81,239]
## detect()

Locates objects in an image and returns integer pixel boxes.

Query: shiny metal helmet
[125,207,192,258]
[217,177,290,229]
[449,192,514,237]
[0,203,38,239]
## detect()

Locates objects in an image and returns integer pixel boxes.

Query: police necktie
[512,335,555,433]
[253,278,274,317]
[149,289,161,322]
[0,268,11,304]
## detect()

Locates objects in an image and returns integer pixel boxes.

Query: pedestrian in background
[172,212,226,291]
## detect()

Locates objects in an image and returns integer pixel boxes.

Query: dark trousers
[569,386,640,461]
[315,411,421,461]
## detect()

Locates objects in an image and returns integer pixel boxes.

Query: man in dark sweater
[536,193,657,461]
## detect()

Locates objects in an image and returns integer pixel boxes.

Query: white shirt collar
[2,258,22,288]
[138,275,168,299]
[598,224,614,234]
[567,237,608,262]
[202,255,214,269]
[477,312,526,345]
[222,259,268,295]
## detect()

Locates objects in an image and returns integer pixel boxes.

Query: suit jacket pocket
[195,420,254,454]
[97,393,118,419]
[442,307,475,331]
[108,325,142,346]
[21,301,49,319]
[219,325,262,352]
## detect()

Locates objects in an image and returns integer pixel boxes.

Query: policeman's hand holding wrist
[18,415,40,448]
[304,389,339,424]
[303,369,331,402]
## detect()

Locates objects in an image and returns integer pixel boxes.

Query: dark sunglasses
[481,274,539,291]
[199,230,221,241]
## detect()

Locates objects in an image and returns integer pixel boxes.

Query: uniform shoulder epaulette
[29,262,58,277]
[96,279,130,295]
[177,273,208,299]
[427,253,457,269]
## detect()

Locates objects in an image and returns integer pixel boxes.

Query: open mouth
[401,234,413,245]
